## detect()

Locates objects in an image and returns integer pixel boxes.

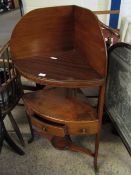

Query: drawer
[67,121,99,135]
[31,115,65,137]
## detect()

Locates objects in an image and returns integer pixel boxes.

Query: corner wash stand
[10,6,107,174]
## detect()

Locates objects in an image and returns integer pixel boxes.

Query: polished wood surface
[23,88,97,123]
[74,7,107,77]
[23,88,98,136]
[13,50,104,88]
[10,6,107,173]
[11,6,74,58]
[31,117,65,137]
[11,6,107,88]
[23,86,104,174]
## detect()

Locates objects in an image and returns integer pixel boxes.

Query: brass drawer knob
[42,127,48,132]
[80,128,87,133]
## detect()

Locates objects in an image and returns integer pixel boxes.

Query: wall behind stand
[119,0,131,26]
[21,0,111,24]
[119,0,131,43]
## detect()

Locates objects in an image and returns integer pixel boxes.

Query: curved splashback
[11,6,107,77]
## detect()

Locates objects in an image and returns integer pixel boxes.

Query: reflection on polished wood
[11,6,107,87]
[10,6,107,174]
[14,50,105,88]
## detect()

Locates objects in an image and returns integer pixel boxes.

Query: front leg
[26,112,34,143]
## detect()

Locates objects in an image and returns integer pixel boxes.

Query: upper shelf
[14,50,105,88]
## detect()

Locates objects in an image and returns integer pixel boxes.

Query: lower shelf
[23,88,99,136]
[24,87,100,173]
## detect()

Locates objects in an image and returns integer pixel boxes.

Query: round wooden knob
[80,128,87,133]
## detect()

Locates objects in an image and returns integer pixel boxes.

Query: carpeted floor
[0,105,130,175]
[0,9,21,47]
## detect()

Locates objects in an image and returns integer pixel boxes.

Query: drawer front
[31,117,65,137]
[67,121,99,135]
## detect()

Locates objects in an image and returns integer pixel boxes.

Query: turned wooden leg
[51,135,94,157]
[51,136,71,150]
[26,112,34,143]
[93,85,106,175]
[8,112,25,146]
[94,133,100,175]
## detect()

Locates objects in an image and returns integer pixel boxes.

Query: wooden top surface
[11,6,107,88]
[23,88,97,124]
[14,50,104,87]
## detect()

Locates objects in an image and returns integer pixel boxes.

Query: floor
[0,9,21,47]
[0,10,131,175]
[0,106,131,175]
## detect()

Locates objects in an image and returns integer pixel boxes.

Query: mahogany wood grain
[10,6,107,88]
[67,122,98,135]
[23,88,98,125]
[31,117,65,137]
[14,50,105,88]
[75,6,107,77]
[23,87,98,158]
[11,6,74,58]
[10,6,107,173]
